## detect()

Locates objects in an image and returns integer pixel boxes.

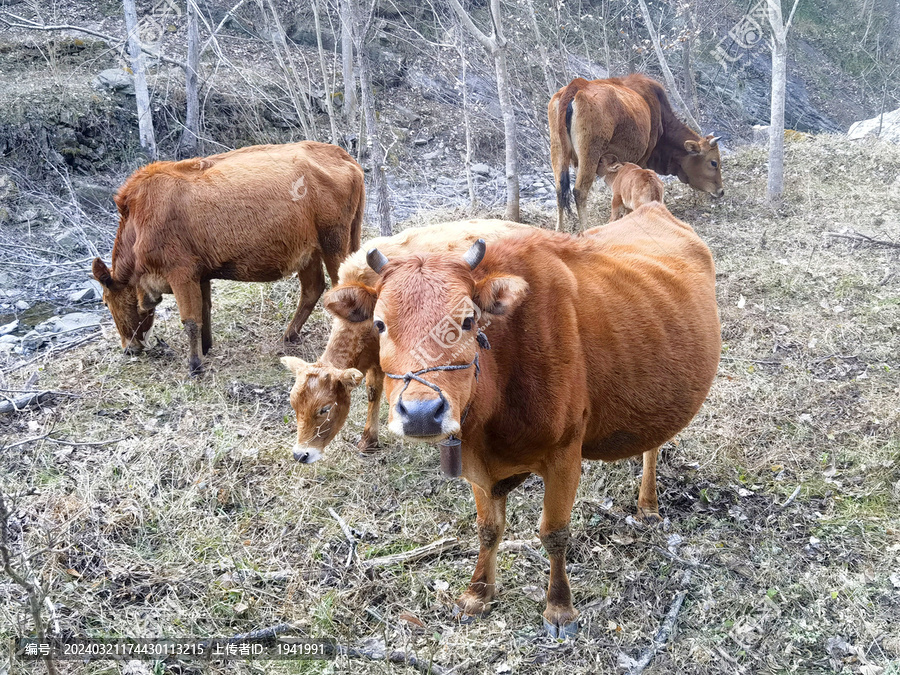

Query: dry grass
[2,136,900,674]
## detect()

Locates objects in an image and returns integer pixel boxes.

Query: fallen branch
[825,231,900,249]
[0,11,186,68]
[5,433,126,450]
[0,391,52,415]
[228,623,294,641]
[626,570,692,675]
[328,507,358,567]
[652,545,703,569]
[779,485,802,509]
[337,639,447,675]
[363,538,459,568]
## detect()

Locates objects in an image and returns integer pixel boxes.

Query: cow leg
[609,194,624,223]
[539,453,581,638]
[457,483,507,618]
[358,366,383,453]
[572,163,598,232]
[637,447,662,524]
[200,279,212,355]
[284,254,326,343]
[169,278,204,375]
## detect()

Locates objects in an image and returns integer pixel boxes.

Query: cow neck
[110,221,138,284]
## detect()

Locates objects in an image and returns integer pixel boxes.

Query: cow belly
[211,250,314,282]
[581,430,651,461]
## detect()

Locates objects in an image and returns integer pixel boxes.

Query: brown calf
[281,219,526,464]
[601,159,665,222]
[92,142,364,374]
[330,202,720,636]
[549,73,723,230]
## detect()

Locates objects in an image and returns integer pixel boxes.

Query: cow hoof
[455,592,492,621]
[543,616,579,639]
[637,508,663,526]
[188,357,203,376]
[357,436,380,454]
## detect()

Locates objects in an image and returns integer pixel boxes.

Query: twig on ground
[779,485,802,509]
[328,507,358,567]
[715,646,747,673]
[825,231,900,249]
[5,433,126,450]
[652,545,703,568]
[0,391,52,415]
[337,639,448,675]
[626,570,692,675]
[363,538,459,568]
[227,623,294,641]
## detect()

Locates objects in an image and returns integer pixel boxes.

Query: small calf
[602,160,665,222]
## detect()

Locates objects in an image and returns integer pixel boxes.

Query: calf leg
[284,254,326,343]
[200,279,212,355]
[637,447,662,524]
[358,366,383,453]
[609,194,624,223]
[539,452,582,638]
[169,277,204,375]
[323,252,342,288]
[457,484,507,618]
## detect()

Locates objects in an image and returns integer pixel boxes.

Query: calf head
[92,258,157,354]
[330,241,528,442]
[679,134,724,197]
[282,357,363,463]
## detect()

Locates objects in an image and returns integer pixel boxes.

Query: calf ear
[323,284,377,323]
[281,356,310,376]
[684,140,702,155]
[92,258,113,287]
[473,274,528,316]
[606,162,623,173]
[340,368,364,389]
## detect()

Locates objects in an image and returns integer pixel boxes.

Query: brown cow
[92,142,364,374]
[330,202,720,636]
[601,158,665,222]
[281,219,526,464]
[549,74,723,231]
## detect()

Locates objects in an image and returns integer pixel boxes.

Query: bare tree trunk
[448,0,520,222]
[122,0,157,160]
[312,0,339,145]
[636,0,702,132]
[523,0,555,97]
[457,30,476,208]
[341,13,357,128]
[178,0,200,158]
[262,0,315,139]
[344,0,391,235]
[766,0,801,202]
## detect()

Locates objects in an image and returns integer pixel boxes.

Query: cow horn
[463,239,486,270]
[367,248,389,274]
[709,135,721,147]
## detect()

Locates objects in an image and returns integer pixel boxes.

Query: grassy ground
[2,136,899,674]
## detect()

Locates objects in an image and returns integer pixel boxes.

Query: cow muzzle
[715,188,725,198]
[395,394,450,438]
[293,445,323,464]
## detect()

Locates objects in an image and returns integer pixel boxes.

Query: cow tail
[350,180,364,253]
[555,87,578,214]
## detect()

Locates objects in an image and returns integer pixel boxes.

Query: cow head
[679,134,724,197]
[92,258,157,354]
[330,241,527,442]
[282,357,363,463]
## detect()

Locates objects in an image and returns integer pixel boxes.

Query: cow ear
[606,162,623,173]
[339,368,364,389]
[684,140,702,155]
[92,258,113,287]
[281,356,311,376]
[473,274,528,316]
[323,283,377,323]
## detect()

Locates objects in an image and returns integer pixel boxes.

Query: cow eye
[318,405,332,416]
[373,319,386,334]
[461,317,474,331]
[711,160,718,168]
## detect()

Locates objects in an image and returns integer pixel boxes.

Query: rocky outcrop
[848,109,900,143]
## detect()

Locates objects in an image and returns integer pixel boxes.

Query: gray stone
[36,312,101,334]
[55,228,85,252]
[0,173,17,200]
[848,108,900,143]
[752,124,769,145]
[0,272,12,288]
[413,136,431,146]
[21,330,46,352]
[93,68,135,95]
[69,287,97,303]
[0,320,18,336]
[423,150,442,161]
[15,300,29,311]
[471,163,491,176]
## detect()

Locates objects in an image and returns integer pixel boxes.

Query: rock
[36,312,101,334]
[423,150,442,161]
[55,228,85,252]
[15,300,29,311]
[0,320,18,336]
[72,178,115,208]
[752,124,769,144]
[413,137,430,146]
[471,163,491,176]
[848,108,900,143]
[92,68,135,95]
[21,330,46,352]
[0,272,13,288]
[69,286,98,303]
[0,173,17,200]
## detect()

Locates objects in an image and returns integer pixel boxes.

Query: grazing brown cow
[549,74,723,230]
[92,142,364,374]
[601,158,665,222]
[281,219,526,464]
[330,202,720,636]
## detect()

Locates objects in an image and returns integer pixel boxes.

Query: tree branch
[446,0,495,52]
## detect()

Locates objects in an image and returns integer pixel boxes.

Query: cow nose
[123,343,142,356]
[716,188,725,198]
[396,395,447,437]
[293,446,322,464]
